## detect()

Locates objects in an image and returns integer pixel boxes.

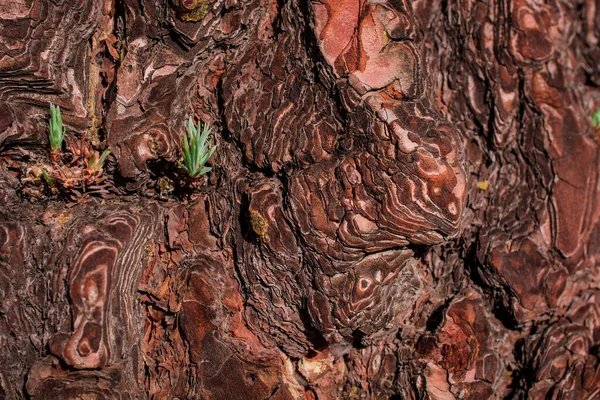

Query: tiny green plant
[88,148,111,174]
[48,104,66,160]
[40,168,56,187]
[592,109,600,129]
[179,117,216,177]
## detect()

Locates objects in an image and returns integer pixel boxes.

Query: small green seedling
[40,168,56,187]
[88,149,111,174]
[48,104,66,159]
[592,109,600,129]
[179,117,216,177]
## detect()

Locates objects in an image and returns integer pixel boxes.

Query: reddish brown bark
[0,0,599,398]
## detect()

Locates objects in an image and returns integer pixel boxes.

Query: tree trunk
[0,0,599,398]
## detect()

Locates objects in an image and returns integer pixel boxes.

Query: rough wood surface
[0,0,599,398]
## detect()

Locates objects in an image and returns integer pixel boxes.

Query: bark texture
[0,0,599,398]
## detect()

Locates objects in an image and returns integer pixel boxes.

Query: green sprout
[40,168,56,187]
[178,117,216,177]
[48,104,66,158]
[592,109,600,129]
[88,148,112,174]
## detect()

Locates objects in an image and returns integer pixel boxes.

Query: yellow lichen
[157,176,175,196]
[148,139,160,155]
[145,241,156,255]
[178,0,216,22]
[56,213,72,225]
[249,211,268,239]
[477,180,489,191]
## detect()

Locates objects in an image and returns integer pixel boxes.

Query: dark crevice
[464,240,520,331]
[271,0,287,40]
[425,297,453,332]
[237,191,257,244]
[351,329,367,349]
[297,305,329,352]
[506,337,535,397]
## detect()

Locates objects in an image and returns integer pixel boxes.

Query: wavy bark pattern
[0,0,598,398]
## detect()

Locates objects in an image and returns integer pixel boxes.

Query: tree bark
[0,0,599,398]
